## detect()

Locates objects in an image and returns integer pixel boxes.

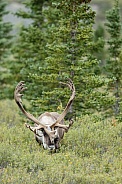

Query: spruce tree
[105,0,122,116]
[0,0,13,99]
[36,0,113,116]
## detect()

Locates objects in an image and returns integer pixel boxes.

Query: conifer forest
[0,0,122,183]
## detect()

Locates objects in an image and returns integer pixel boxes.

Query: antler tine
[14,81,26,103]
[15,81,25,91]
[59,78,74,91]
[68,78,75,92]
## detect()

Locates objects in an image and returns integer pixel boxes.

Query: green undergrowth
[0,100,122,184]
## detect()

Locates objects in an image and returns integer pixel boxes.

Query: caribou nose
[48,145,55,150]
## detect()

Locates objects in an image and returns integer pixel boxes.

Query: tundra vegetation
[0,100,122,183]
[0,0,122,183]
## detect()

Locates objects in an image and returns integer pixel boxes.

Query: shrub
[0,100,122,184]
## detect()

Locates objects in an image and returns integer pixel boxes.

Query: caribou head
[14,79,75,151]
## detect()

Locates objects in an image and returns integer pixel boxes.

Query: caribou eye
[40,128,44,131]
[40,128,45,133]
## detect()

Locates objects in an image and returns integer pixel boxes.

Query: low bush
[0,100,122,184]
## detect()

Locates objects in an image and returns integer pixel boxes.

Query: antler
[14,81,56,139]
[14,79,75,136]
[51,78,75,131]
[14,81,44,127]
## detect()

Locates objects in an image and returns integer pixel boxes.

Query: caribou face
[35,115,60,150]
[14,79,75,151]
[36,128,59,150]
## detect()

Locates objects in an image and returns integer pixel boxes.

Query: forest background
[0,0,122,183]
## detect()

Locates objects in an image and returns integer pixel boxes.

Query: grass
[0,100,122,184]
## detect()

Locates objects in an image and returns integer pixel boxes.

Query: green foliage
[11,0,49,102]
[0,0,12,60]
[105,0,122,116]
[0,0,13,99]
[105,0,122,60]
[12,0,113,118]
[0,100,122,183]
[93,25,105,62]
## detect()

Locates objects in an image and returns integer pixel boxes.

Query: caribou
[14,79,75,151]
